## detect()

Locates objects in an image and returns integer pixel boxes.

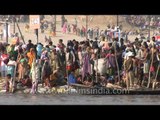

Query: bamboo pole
[152,61,160,90]
[35,29,38,44]
[65,53,69,88]
[148,15,151,40]
[113,42,121,83]
[13,16,16,34]
[5,20,8,43]
[147,48,154,88]
[86,15,88,39]
[15,19,25,44]
[12,53,19,93]
[54,15,56,36]
[117,15,119,27]
[96,51,98,83]
[147,15,152,88]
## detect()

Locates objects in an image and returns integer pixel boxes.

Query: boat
[70,83,160,95]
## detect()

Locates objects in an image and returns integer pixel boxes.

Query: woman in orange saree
[27,48,36,68]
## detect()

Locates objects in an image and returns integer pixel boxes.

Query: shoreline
[1,84,160,95]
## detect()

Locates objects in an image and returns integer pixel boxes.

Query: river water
[0,93,160,105]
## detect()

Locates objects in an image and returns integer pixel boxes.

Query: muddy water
[0,93,160,105]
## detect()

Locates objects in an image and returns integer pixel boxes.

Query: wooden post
[35,29,38,44]
[152,63,160,90]
[61,15,65,28]
[148,15,151,40]
[86,15,88,39]
[6,20,8,43]
[96,51,98,83]
[12,62,17,93]
[116,15,121,47]
[114,42,121,83]
[65,53,69,89]
[53,15,56,36]
[54,15,56,32]
[147,48,154,88]
[13,16,16,34]
[15,19,25,44]
[147,16,153,88]
[117,15,119,27]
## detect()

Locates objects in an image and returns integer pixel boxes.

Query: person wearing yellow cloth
[17,55,28,81]
[27,48,36,67]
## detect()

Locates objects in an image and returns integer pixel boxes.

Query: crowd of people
[126,15,160,30]
[1,15,160,94]
[0,15,29,23]
[0,31,160,93]
[24,15,133,42]
[61,20,124,42]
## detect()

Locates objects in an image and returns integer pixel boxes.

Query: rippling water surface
[0,93,160,105]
